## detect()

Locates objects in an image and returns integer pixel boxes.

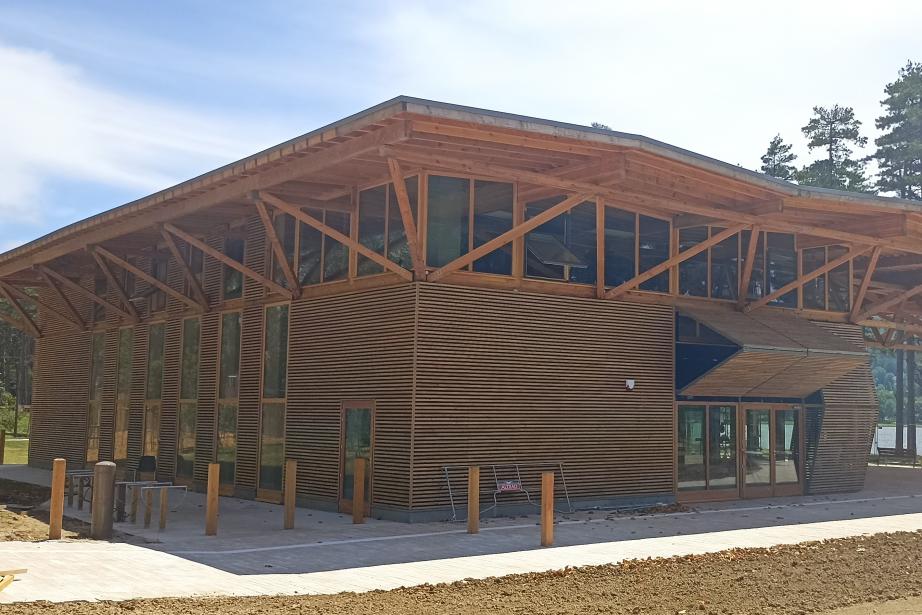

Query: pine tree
[796,105,872,192]
[760,134,797,180]
[873,61,922,200]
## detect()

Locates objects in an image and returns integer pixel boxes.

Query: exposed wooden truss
[857,281,922,323]
[0,280,82,332]
[159,228,210,308]
[37,268,85,329]
[850,246,882,323]
[250,195,301,298]
[90,251,140,322]
[386,158,424,277]
[0,283,40,337]
[737,226,761,309]
[162,223,293,299]
[93,246,203,312]
[39,264,137,322]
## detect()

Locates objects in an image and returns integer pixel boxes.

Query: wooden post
[48,458,66,540]
[467,466,480,534]
[352,457,366,525]
[205,463,219,536]
[130,485,139,523]
[144,488,153,528]
[0,430,5,464]
[283,459,297,530]
[90,461,116,540]
[159,488,168,531]
[77,476,86,511]
[541,471,554,547]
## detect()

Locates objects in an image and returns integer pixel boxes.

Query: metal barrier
[442,461,572,521]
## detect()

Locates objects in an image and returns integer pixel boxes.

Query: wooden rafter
[737,226,761,310]
[90,252,140,321]
[849,245,882,323]
[162,223,294,298]
[744,245,871,313]
[429,192,595,283]
[0,280,82,332]
[257,191,413,282]
[159,229,210,308]
[605,224,748,301]
[249,195,301,298]
[93,246,204,312]
[38,265,136,321]
[0,283,39,337]
[857,281,922,323]
[37,268,85,329]
[386,158,424,277]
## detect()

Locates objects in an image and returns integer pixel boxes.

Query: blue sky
[2,0,921,251]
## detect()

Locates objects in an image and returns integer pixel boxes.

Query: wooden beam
[38,265,136,321]
[858,318,922,336]
[159,229,210,308]
[90,252,140,322]
[850,246,882,323]
[429,192,594,283]
[745,245,870,313]
[737,226,761,309]
[0,280,82,332]
[257,192,413,282]
[162,223,294,298]
[605,224,747,300]
[93,246,204,313]
[867,340,922,352]
[857,281,922,322]
[386,158,424,277]
[250,196,301,298]
[37,269,86,329]
[0,284,39,337]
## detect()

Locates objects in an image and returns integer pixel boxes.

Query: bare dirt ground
[5,531,922,614]
[0,478,88,541]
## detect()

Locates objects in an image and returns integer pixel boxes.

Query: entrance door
[740,405,804,498]
[339,402,373,514]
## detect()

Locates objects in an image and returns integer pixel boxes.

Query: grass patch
[2,437,28,464]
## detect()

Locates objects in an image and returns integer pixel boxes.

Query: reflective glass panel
[638,215,670,292]
[679,227,708,297]
[426,175,470,268]
[472,180,514,275]
[604,207,636,287]
[775,409,800,484]
[744,409,771,486]
[710,228,739,300]
[708,406,737,489]
[677,406,706,491]
[259,403,285,491]
[357,185,387,276]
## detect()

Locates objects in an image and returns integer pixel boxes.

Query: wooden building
[1,97,920,520]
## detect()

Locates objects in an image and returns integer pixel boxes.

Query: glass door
[742,408,773,498]
[740,405,803,498]
[340,402,374,514]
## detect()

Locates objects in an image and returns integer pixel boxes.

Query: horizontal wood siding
[808,322,877,494]
[287,285,415,508]
[412,283,675,510]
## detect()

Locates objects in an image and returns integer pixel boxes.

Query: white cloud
[0,43,265,225]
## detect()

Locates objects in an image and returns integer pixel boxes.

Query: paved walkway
[1,465,921,603]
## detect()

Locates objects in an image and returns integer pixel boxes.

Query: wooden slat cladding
[98,328,118,462]
[157,317,182,480]
[412,283,675,510]
[807,322,877,494]
[28,330,91,468]
[194,311,219,482]
[127,323,148,466]
[235,303,263,491]
[287,285,415,508]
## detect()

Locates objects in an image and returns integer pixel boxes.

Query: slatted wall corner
[287,285,417,508]
[808,322,877,494]
[411,283,676,511]
[194,310,220,482]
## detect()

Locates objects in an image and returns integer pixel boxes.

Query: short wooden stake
[205,463,219,536]
[283,459,297,530]
[90,461,116,540]
[49,458,66,540]
[541,471,554,547]
[0,430,6,464]
[144,488,153,528]
[130,486,139,523]
[352,457,366,525]
[159,488,168,531]
[467,466,480,534]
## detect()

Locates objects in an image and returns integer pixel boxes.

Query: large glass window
[603,207,636,287]
[271,213,296,287]
[298,208,323,286]
[525,197,596,284]
[217,312,241,486]
[113,328,133,462]
[323,211,351,282]
[388,180,419,269]
[678,227,708,297]
[472,180,514,274]
[742,230,766,300]
[86,332,105,464]
[260,304,289,494]
[223,236,245,300]
[710,228,739,300]
[426,175,470,268]
[678,404,737,492]
[638,215,670,292]
[357,185,387,276]
[177,317,200,481]
[827,246,851,312]
[802,247,826,310]
[143,322,165,459]
[800,245,851,312]
[766,232,796,307]
[149,258,168,313]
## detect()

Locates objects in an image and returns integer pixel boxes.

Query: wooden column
[205,463,219,536]
[353,457,366,525]
[49,458,66,540]
[897,349,905,453]
[284,459,297,530]
[467,466,480,534]
[540,471,554,547]
[909,350,917,458]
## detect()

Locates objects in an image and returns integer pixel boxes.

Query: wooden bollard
[467,466,480,534]
[144,488,153,528]
[130,486,139,523]
[0,429,5,464]
[283,459,297,530]
[90,461,116,540]
[159,488,169,531]
[352,457,366,525]
[49,458,66,540]
[205,463,219,536]
[541,471,554,547]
